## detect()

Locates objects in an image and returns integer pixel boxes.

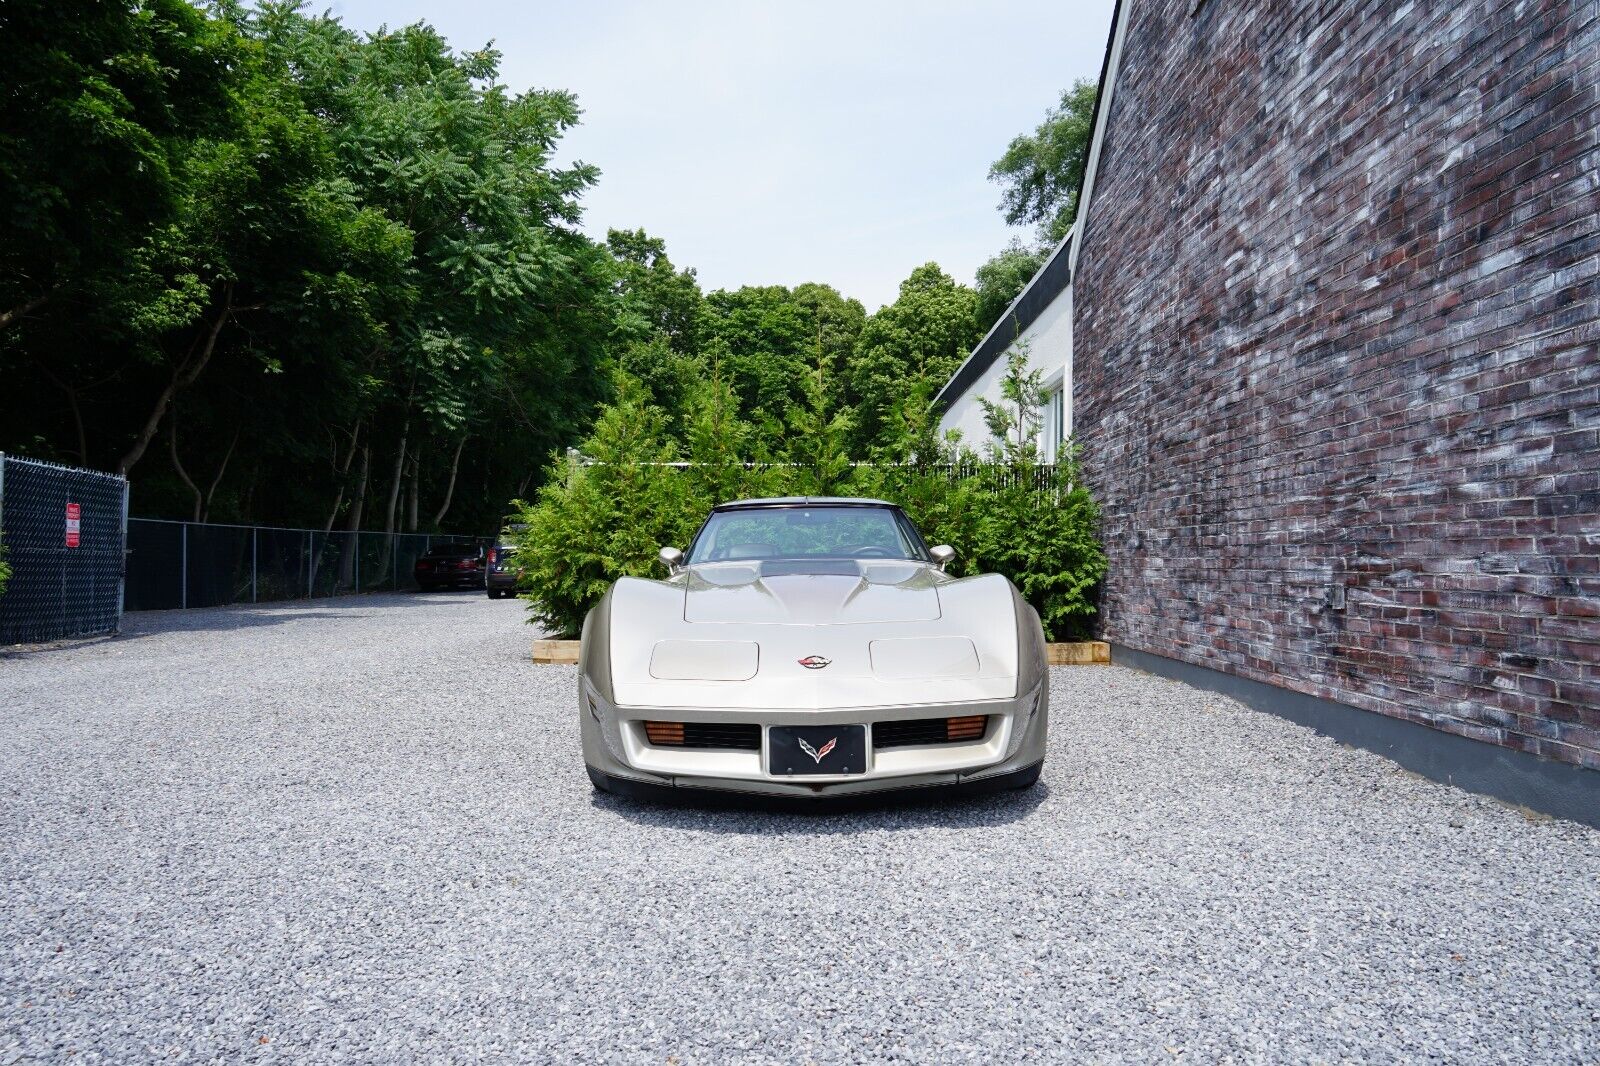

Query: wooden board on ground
[1046,641,1110,665]
[532,639,580,664]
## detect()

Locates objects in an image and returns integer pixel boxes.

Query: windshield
[687,506,928,564]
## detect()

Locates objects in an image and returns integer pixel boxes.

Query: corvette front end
[580,675,1047,800]
[577,500,1049,801]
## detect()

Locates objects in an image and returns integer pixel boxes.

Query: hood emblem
[798,736,838,764]
[798,655,831,670]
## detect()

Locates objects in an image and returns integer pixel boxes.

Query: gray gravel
[1,592,1597,1064]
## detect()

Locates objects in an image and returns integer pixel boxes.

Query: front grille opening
[643,721,761,750]
[873,715,990,749]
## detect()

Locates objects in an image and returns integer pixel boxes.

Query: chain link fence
[124,520,493,611]
[0,454,128,644]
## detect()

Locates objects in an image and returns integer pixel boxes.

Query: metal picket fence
[124,520,492,611]
[0,454,129,644]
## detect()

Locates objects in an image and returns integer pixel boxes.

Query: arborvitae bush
[964,453,1106,640]
[512,370,1106,641]
[512,375,697,637]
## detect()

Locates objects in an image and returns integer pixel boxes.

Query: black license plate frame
[767,724,868,776]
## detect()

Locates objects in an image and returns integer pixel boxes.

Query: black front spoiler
[586,760,1043,810]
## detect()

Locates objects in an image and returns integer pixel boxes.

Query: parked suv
[414,542,486,591]
[486,531,524,599]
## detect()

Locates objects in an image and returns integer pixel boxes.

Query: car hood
[600,565,1025,710]
[683,561,941,625]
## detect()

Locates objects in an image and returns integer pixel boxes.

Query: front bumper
[587,759,1042,804]
[417,572,484,587]
[580,681,1048,800]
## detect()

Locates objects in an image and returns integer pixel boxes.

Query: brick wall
[1072,0,1600,768]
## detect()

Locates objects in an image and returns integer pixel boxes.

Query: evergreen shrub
[512,371,1106,640]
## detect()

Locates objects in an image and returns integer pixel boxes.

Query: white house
[934,231,1074,461]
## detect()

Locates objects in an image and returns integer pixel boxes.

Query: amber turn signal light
[644,721,685,745]
[945,715,987,741]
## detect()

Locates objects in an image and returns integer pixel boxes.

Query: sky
[326,1,1116,310]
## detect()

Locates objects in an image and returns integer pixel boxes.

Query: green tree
[701,285,812,425]
[615,334,700,430]
[847,263,980,453]
[970,451,1106,640]
[606,228,707,425]
[872,375,959,467]
[791,282,866,417]
[978,339,1046,460]
[682,356,772,508]
[255,7,612,535]
[782,349,855,498]
[974,239,1047,335]
[606,228,704,354]
[0,0,238,332]
[514,373,692,636]
[111,19,409,478]
[989,79,1097,243]
[1,4,618,539]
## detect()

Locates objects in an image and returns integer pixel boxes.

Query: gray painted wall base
[1111,644,1599,830]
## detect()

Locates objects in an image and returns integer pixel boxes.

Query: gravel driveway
[2,593,1597,1063]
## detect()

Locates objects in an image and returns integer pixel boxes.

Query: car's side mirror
[929,544,956,571]
[658,546,685,574]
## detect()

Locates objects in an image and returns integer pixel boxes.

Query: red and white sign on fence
[65,502,81,548]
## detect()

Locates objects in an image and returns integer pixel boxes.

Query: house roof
[931,232,1072,414]
[932,0,1130,416]
[1066,0,1130,277]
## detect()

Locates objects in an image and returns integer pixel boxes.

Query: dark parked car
[486,533,524,599]
[414,542,485,591]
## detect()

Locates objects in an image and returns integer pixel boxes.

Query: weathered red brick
[1073,0,1600,768]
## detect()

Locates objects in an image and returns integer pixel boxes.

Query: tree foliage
[514,374,696,635]
[978,340,1047,459]
[988,78,1097,243]
[3,8,1104,625]
[606,228,704,355]
[514,372,1105,640]
[1,3,614,533]
[974,239,1047,335]
[0,0,238,331]
[847,263,980,454]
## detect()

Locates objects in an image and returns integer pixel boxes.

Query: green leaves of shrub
[512,372,1107,642]
[966,457,1107,641]
[511,374,695,637]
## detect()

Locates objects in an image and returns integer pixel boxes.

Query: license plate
[768,725,867,776]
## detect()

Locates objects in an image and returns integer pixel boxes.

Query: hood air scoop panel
[648,640,760,681]
[683,563,942,625]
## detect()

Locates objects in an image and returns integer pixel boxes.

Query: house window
[1042,387,1066,462]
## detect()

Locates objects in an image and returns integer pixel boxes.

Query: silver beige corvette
[580,497,1048,801]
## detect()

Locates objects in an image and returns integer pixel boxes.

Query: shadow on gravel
[592,782,1049,835]
[4,591,524,656]
[0,634,128,659]
[0,609,357,656]
[110,590,493,640]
